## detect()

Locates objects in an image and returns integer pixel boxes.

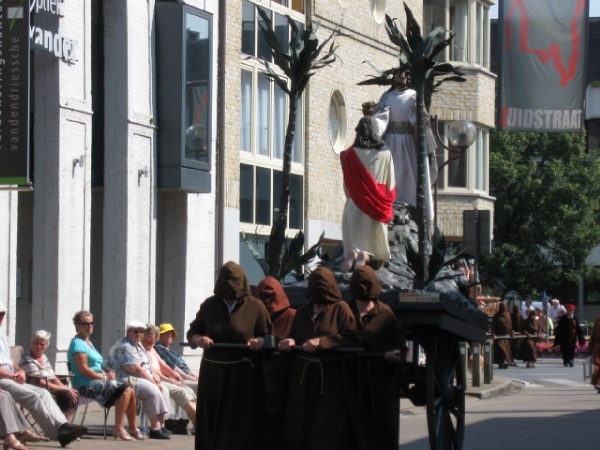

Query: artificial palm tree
[256,9,340,280]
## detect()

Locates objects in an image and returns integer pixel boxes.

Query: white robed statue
[372,68,437,233]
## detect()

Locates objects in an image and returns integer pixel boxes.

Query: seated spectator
[21,331,79,422]
[0,389,46,450]
[0,302,87,447]
[108,321,170,440]
[154,324,198,393]
[142,325,196,432]
[67,311,140,441]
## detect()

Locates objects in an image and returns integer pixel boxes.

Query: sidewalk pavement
[27,375,513,450]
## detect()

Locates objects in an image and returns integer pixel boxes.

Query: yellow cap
[158,323,179,339]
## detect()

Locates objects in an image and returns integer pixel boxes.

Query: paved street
[15,360,600,450]
[400,361,600,449]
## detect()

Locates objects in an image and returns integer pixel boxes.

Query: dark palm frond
[262,62,292,95]
[433,76,467,89]
[403,3,425,61]
[423,26,446,57]
[429,34,455,61]
[430,62,457,74]
[256,8,294,79]
[357,76,395,87]
[279,231,324,281]
[385,15,413,59]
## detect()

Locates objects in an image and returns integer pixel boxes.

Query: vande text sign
[0,0,30,186]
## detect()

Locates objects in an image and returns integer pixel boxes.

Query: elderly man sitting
[153,324,198,393]
[0,303,87,447]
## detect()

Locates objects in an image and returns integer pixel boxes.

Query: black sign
[0,0,30,185]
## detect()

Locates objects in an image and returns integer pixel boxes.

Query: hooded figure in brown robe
[491,302,515,368]
[511,305,524,361]
[586,315,600,385]
[278,266,362,450]
[254,276,296,450]
[522,309,541,367]
[347,266,403,450]
[186,261,273,450]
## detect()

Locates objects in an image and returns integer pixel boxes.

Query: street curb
[466,376,514,399]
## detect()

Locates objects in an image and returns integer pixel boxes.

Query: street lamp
[431,117,476,229]
[448,120,476,148]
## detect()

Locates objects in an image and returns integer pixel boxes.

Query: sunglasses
[79,322,94,326]
[131,329,145,334]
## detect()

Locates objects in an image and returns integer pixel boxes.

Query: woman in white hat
[107,321,170,440]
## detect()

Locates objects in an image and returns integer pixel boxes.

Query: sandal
[3,435,27,450]
[18,430,48,443]
[111,429,134,441]
[128,429,147,440]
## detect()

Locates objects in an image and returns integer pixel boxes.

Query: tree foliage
[480,130,600,297]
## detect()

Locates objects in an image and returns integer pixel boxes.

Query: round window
[371,0,386,24]
[329,91,347,154]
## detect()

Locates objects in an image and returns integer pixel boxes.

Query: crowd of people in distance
[491,298,587,370]
[188,261,405,450]
[0,301,199,449]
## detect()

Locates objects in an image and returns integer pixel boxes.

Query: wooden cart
[386,292,489,450]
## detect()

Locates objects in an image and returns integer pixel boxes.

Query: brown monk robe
[511,305,524,361]
[186,261,273,450]
[254,276,296,450]
[491,302,515,369]
[587,316,600,386]
[347,266,403,450]
[522,310,541,368]
[278,266,362,450]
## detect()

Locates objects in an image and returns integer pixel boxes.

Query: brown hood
[307,266,342,304]
[214,261,251,301]
[254,276,290,313]
[349,266,381,302]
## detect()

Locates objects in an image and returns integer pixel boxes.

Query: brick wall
[430,68,496,128]
[436,194,495,238]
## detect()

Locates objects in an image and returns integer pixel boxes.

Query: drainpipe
[215,0,226,275]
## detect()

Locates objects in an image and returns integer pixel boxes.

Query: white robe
[341,147,395,260]
[375,89,435,227]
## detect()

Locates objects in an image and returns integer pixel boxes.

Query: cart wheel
[425,331,465,450]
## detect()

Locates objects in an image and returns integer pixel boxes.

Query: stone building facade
[0,0,219,371]
[0,0,495,371]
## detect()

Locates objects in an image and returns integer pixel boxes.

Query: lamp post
[431,118,476,230]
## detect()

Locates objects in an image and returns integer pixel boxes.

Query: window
[435,122,489,194]
[240,0,305,232]
[155,3,213,192]
[329,91,347,153]
[371,0,386,24]
[423,0,490,68]
[242,0,300,60]
[240,68,303,164]
[240,164,304,230]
